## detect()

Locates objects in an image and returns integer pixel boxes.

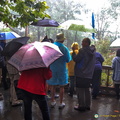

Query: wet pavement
[0,87,120,120]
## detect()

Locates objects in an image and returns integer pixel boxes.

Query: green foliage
[101,71,113,86]
[0,0,50,27]
[0,28,11,32]
[95,39,115,65]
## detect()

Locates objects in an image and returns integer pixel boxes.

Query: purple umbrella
[31,19,59,27]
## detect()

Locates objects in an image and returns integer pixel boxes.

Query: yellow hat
[56,33,66,42]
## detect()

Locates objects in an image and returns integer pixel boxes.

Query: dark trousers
[22,90,50,120]
[69,76,75,95]
[91,70,102,97]
[2,65,8,90]
[114,84,120,97]
[76,88,91,108]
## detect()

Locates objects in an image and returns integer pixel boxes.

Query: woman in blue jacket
[112,49,120,99]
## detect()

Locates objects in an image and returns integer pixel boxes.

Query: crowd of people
[0,33,120,120]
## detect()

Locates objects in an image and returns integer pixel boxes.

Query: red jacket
[17,68,52,95]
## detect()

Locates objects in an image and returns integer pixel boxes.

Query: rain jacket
[17,68,52,95]
[67,50,79,76]
[94,52,104,70]
[112,56,120,82]
[47,42,71,85]
[72,46,95,79]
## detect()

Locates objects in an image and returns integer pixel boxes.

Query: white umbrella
[110,38,120,47]
[58,20,96,33]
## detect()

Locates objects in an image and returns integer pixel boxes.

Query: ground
[0,88,120,120]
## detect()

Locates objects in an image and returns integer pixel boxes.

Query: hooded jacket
[72,46,95,79]
[112,56,120,82]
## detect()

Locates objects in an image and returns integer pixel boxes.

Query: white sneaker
[51,101,56,108]
[59,102,65,109]
[54,94,59,98]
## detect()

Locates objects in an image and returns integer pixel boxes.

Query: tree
[0,0,50,35]
[94,0,120,40]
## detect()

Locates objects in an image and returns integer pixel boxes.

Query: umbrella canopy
[2,36,30,58]
[31,19,59,27]
[0,32,20,40]
[8,41,63,71]
[58,20,96,33]
[110,38,120,47]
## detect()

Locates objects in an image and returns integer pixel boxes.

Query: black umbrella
[2,36,30,58]
[31,19,59,27]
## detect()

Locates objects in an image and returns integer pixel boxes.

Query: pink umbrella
[8,41,63,71]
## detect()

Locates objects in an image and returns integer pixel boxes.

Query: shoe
[46,95,51,100]
[74,105,86,111]
[68,93,73,97]
[86,107,90,110]
[0,94,3,100]
[92,95,97,99]
[59,102,65,109]
[12,101,23,107]
[51,101,56,108]
[116,96,119,100]
[54,94,59,98]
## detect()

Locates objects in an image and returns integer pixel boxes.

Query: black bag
[14,80,24,100]
[76,77,91,88]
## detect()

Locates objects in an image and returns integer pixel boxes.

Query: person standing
[112,49,120,99]
[6,58,22,106]
[67,42,80,97]
[47,33,71,109]
[72,38,95,111]
[0,40,8,90]
[90,45,104,99]
[17,67,52,120]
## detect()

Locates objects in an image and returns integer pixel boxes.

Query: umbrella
[58,20,96,33]
[110,38,120,47]
[31,19,59,27]
[0,32,20,40]
[2,36,30,58]
[8,41,63,71]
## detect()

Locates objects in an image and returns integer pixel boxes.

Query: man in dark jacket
[72,38,95,111]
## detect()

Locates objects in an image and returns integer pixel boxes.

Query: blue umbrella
[0,32,20,40]
[92,12,95,39]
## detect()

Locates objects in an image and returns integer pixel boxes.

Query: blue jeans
[22,90,50,120]
[69,76,75,95]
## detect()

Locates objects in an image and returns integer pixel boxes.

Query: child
[67,42,80,97]
[17,67,52,120]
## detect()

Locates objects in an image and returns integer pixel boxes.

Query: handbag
[14,80,24,100]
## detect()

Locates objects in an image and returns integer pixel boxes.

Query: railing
[101,65,113,87]
[100,65,115,95]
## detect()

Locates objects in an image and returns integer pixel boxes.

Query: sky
[74,0,110,12]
